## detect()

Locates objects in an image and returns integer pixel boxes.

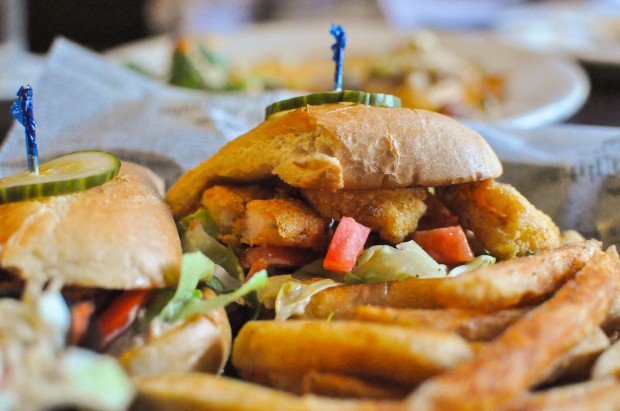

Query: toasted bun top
[167,104,502,218]
[0,162,182,289]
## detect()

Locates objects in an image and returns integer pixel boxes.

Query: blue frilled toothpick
[11,85,39,174]
[330,24,346,92]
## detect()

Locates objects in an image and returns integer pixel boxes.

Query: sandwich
[0,156,233,378]
[166,99,560,287]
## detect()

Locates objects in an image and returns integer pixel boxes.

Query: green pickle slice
[0,150,121,204]
[265,90,402,119]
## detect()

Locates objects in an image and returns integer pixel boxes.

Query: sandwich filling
[194,177,560,280]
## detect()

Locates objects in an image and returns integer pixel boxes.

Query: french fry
[541,327,609,384]
[502,378,620,411]
[435,239,601,310]
[300,370,411,400]
[249,369,411,400]
[591,338,620,380]
[406,248,620,411]
[232,320,472,386]
[602,294,620,333]
[601,246,620,333]
[303,278,445,319]
[132,373,402,411]
[354,305,528,341]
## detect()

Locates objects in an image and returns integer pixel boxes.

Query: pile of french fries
[133,239,620,411]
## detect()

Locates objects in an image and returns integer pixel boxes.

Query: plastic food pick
[330,24,346,92]
[11,85,39,175]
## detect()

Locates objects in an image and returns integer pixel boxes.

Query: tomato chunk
[413,226,474,265]
[97,290,150,348]
[323,217,371,273]
[69,301,95,345]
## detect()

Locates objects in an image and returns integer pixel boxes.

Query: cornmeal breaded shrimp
[201,185,276,236]
[302,188,428,244]
[238,198,330,249]
[436,180,559,260]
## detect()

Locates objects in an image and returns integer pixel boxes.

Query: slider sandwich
[0,152,233,379]
[167,92,560,288]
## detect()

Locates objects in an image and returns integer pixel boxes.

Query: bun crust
[167,104,502,218]
[0,162,182,289]
[116,292,231,377]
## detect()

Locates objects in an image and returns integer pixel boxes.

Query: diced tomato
[97,290,150,348]
[413,226,474,265]
[69,301,95,345]
[323,217,371,273]
[245,258,269,282]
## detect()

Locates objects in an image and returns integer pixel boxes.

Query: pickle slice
[265,90,402,119]
[0,150,121,204]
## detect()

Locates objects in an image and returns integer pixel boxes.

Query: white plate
[495,2,620,66]
[106,20,590,129]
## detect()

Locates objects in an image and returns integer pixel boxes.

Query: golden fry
[247,369,410,400]
[132,373,401,411]
[233,320,472,386]
[436,180,560,260]
[304,278,445,320]
[300,371,411,400]
[601,246,620,333]
[591,338,620,380]
[541,327,609,384]
[354,305,528,341]
[502,378,620,411]
[435,239,601,310]
[406,249,620,411]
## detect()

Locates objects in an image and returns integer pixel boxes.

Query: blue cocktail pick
[330,24,346,92]
[11,85,39,175]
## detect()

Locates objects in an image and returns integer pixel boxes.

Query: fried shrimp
[436,180,559,260]
[302,188,428,244]
[239,198,330,249]
[201,185,276,235]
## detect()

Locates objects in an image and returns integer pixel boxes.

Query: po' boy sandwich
[166,97,560,286]
[0,154,232,378]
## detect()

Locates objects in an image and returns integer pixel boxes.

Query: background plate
[495,2,620,66]
[107,20,590,129]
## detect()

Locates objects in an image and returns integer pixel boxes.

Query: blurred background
[2,0,616,52]
[2,0,620,132]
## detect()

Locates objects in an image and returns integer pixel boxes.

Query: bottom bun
[115,292,231,377]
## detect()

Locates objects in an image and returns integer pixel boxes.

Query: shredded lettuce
[177,208,219,237]
[258,275,338,321]
[258,275,340,320]
[0,283,134,411]
[257,275,296,310]
[347,240,447,283]
[60,348,134,411]
[158,251,214,321]
[274,279,338,321]
[172,271,268,322]
[158,251,267,323]
[37,286,71,347]
[448,255,496,277]
[181,209,245,285]
[292,259,346,282]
